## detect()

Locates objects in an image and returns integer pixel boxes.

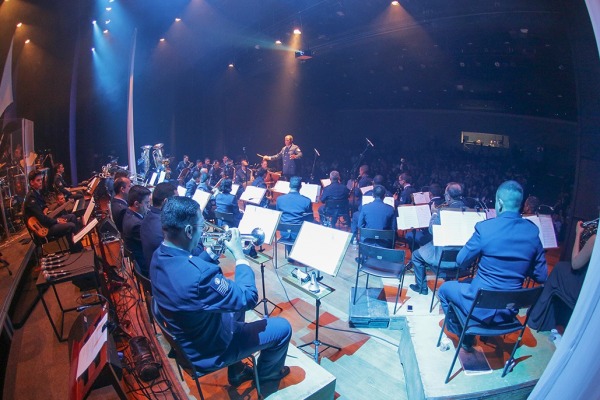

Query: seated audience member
[150,196,291,387]
[122,185,151,275]
[214,179,243,227]
[528,219,596,331]
[24,170,82,252]
[438,180,547,350]
[409,182,465,295]
[318,170,350,224]
[276,176,313,253]
[111,177,131,233]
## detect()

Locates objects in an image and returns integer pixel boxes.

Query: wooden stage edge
[398,314,556,400]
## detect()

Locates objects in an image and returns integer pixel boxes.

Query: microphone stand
[310,150,320,183]
[349,142,373,216]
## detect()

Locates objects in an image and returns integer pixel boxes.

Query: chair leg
[502,327,526,377]
[365,274,370,290]
[194,377,205,400]
[429,271,441,313]
[437,311,449,347]
[353,265,361,305]
[250,355,262,398]
[393,283,401,314]
[445,309,466,384]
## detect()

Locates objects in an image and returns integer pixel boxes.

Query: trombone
[202,222,265,254]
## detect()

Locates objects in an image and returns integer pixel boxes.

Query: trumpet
[202,224,265,254]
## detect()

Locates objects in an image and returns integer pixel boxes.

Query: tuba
[140,145,152,174]
[152,143,164,171]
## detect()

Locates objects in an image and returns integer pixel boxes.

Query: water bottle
[439,336,451,352]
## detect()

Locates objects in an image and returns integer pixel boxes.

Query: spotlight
[175,18,181,22]
[105,19,111,24]
[103,29,109,34]
[391,1,400,5]
[293,28,301,35]
[106,7,112,11]
[275,40,282,45]
[91,47,95,52]
[295,50,313,60]
[228,63,234,68]
[16,22,22,28]
[159,38,165,42]
[92,20,97,25]
[25,39,30,44]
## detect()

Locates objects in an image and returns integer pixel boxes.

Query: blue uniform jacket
[277,192,313,224]
[320,181,350,203]
[358,198,397,231]
[122,209,145,275]
[150,244,258,368]
[111,197,128,232]
[455,210,547,322]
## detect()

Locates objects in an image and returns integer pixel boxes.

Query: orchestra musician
[263,134,302,181]
[24,170,82,252]
[53,162,83,200]
[209,161,222,186]
[214,179,243,227]
[222,155,235,180]
[176,155,192,176]
[234,160,252,189]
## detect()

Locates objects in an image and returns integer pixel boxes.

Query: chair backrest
[325,198,349,211]
[359,228,395,249]
[473,286,544,311]
[214,210,236,226]
[151,299,199,376]
[437,249,461,269]
[133,260,152,294]
[277,222,302,236]
[360,243,405,264]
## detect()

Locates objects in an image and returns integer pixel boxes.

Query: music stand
[239,206,282,316]
[286,222,352,363]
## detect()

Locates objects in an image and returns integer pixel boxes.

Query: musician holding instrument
[24,170,82,252]
[185,172,201,198]
[150,196,291,388]
[529,218,597,332]
[208,160,222,186]
[214,179,243,227]
[222,155,235,180]
[234,160,252,188]
[53,163,83,200]
[263,134,302,181]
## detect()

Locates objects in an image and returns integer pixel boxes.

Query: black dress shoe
[260,366,290,382]
[228,365,254,386]
[409,283,428,295]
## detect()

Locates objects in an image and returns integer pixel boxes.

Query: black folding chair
[132,261,156,333]
[151,299,261,400]
[358,228,396,249]
[274,222,302,268]
[437,286,544,383]
[353,243,406,314]
[429,249,475,312]
[323,198,350,228]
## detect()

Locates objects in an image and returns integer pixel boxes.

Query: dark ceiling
[109,0,578,120]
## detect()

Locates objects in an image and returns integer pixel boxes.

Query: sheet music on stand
[412,191,431,205]
[157,171,166,184]
[289,222,351,277]
[192,190,212,212]
[272,180,290,194]
[432,209,486,246]
[73,218,99,244]
[232,183,241,195]
[177,186,186,197]
[396,204,431,230]
[239,186,267,205]
[362,195,395,208]
[82,197,96,226]
[300,183,321,203]
[149,172,158,186]
[76,312,108,379]
[238,205,281,245]
[360,185,373,195]
[87,177,100,195]
[320,179,331,188]
[524,215,558,249]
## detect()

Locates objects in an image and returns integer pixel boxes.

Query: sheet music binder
[396,204,432,230]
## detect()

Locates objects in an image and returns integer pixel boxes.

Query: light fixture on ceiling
[293,28,301,35]
[391,1,400,5]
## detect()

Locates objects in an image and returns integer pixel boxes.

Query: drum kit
[0,163,26,235]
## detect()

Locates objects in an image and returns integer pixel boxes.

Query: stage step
[398,315,556,400]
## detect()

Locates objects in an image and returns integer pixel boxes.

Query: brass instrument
[202,223,265,255]
[152,143,164,170]
[140,145,152,174]
[580,218,598,248]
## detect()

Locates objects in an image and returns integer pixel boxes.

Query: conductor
[263,134,302,181]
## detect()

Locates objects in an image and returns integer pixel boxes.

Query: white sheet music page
[177,186,186,196]
[320,179,331,188]
[362,195,395,207]
[272,181,290,194]
[412,191,431,205]
[149,172,158,186]
[434,209,486,246]
[396,204,431,229]
[238,205,281,245]
[73,218,99,244]
[360,185,374,195]
[289,222,351,277]
[76,312,109,379]
[157,171,166,184]
[239,186,267,205]
[83,197,96,226]
[524,215,558,249]
[299,183,321,203]
[192,190,212,212]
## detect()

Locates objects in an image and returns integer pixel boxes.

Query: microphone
[314,148,321,157]
[366,138,374,147]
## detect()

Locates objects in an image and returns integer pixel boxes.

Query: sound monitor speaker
[98,218,120,241]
